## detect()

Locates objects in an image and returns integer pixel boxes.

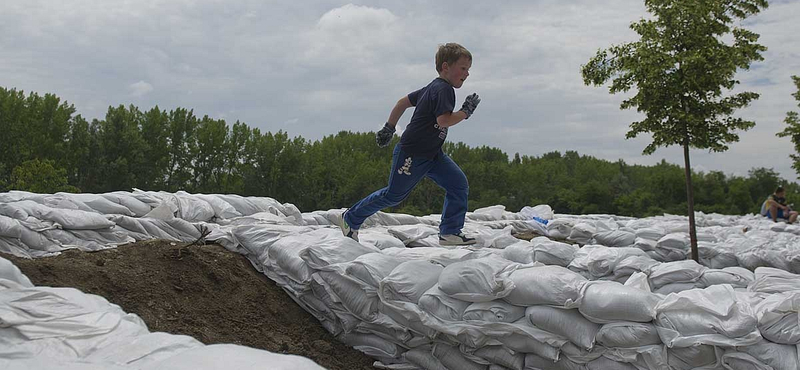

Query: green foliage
[9,159,79,193]
[777,76,800,179]
[582,0,767,155]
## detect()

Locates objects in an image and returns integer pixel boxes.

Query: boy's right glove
[460,93,481,119]
[375,123,395,148]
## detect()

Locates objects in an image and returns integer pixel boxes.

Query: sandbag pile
[4,191,800,370]
[0,256,327,370]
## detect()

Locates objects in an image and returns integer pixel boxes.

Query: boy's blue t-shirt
[399,77,455,158]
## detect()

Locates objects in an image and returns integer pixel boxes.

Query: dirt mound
[3,240,375,370]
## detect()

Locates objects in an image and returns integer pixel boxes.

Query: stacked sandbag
[648,260,707,294]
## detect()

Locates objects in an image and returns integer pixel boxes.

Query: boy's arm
[387,96,413,128]
[436,92,481,127]
[436,111,469,128]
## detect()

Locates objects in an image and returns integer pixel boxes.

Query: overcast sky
[2,0,799,180]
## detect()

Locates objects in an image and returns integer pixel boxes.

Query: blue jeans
[344,145,469,235]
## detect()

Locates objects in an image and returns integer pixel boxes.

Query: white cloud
[128,81,154,97]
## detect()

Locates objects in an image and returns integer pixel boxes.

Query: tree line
[0,86,795,217]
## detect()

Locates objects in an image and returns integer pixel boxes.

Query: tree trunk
[683,139,699,261]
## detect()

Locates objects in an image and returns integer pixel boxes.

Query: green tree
[9,159,79,193]
[581,0,767,261]
[777,75,800,179]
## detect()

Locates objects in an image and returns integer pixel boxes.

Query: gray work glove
[376,123,395,148]
[460,93,481,119]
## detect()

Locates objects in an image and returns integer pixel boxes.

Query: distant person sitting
[761,186,798,224]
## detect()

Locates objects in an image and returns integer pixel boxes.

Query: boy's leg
[790,211,798,224]
[345,145,434,230]
[768,204,779,222]
[425,152,469,235]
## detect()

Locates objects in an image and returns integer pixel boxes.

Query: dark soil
[3,240,375,370]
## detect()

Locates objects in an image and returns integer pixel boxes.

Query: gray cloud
[2,0,799,180]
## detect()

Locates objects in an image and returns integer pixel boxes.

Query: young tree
[777,75,800,178]
[581,0,768,261]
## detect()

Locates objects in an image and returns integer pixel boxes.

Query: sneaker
[439,232,476,246]
[339,210,359,242]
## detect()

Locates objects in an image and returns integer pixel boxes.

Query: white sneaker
[339,210,359,242]
[439,232,476,246]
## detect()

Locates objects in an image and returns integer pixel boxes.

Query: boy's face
[441,56,471,88]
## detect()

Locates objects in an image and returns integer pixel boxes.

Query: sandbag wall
[228,218,800,370]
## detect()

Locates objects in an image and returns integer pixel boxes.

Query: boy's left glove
[376,123,395,148]
[460,93,481,119]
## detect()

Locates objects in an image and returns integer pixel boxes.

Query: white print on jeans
[397,157,412,175]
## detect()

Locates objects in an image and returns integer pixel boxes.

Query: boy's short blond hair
[435,43,472,73]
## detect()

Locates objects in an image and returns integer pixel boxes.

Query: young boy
[761,186,799,224]
[339,43,481,246]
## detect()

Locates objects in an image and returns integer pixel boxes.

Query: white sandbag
[667,345,721,370]
[387,225,439,245]
[339,332,403,360]
[753,291,800,344]
[433,343,487,370]
[698,242,740,269]
[504,265,588,308]
[699,267,754,289]
[547,219,574,240]
[648,260,707,290]
[633,237,657,252]
[530,237,579,267]
[379,260,444,304]
[738,339,800,370]
[567,244,605,273]
[586,247,648,278]
[721,351,771,370]
[0,257,34,287]
[594,229,636,248]
[655,233,690,255]
[749,267,800,294]
[586,356,638,370]
[356,229,406,250]
[0,215,23,239]
[57,193,135,216]
[623,271,653,292]
[148,344,326,370]
[404,347,448,370]
[523,353,584,370]
[44,229,135,251]
[612,255,660,281]
[267,233,317,285]
[315,270,380,321]
[559,342,606,364]
[568,223,596,245]
[381,247,475,266]
[437,255,517,303]
[595,322,661,348]
[299,230,378,270]
[520,205,554,221]
[579,281,661,324]
[496,319,564,361]
[655,285,761,347]
[525,305,600,350]
[653,282,703,295]
[229,224,305,259]
[101,192,153,217]
[1,200,115,229]
[418,284,471,321]
[635,227,666,241]
[501,241,537,264]
[462,300,526,323]
[474,345,524,370]
[344,253,405,288]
